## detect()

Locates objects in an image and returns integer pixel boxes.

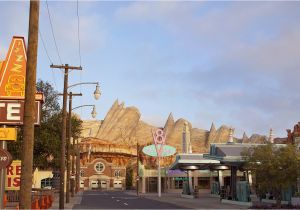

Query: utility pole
[20,1,40,209]
[75,138,80,193]
[50,64,82,209]
[136,143,139,196]
[68,92,82,199]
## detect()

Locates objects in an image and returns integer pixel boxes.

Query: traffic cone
[35,198,40,210]
[49,195,52,208]
[45,196,49,209]
[40,196,45,209]
[46,195,51,208]
[3,193,7,208]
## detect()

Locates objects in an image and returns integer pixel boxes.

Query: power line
[77,0,82,67]
[39,29,53,64]
[77,0,83,115]
[39,29,59,90]
[46,0,63,65]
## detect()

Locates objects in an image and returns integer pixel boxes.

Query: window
[80,170,85,177]
[94,162,105,173]
[114,170,120,177]
[41,178,52,188]
[197,177,210,189]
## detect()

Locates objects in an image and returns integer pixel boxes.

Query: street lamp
[94,84,101,100]
[91,105,97,118]
[68,82,101,100]
[64,82,100,203]
[69,104,97,198]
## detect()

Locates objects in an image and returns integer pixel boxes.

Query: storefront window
[174,177,188,189]
[198,177,210,189]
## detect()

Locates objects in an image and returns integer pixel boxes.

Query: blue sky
[1,1,300,138]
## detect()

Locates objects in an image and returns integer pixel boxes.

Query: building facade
[80,158,126,190]
[79,137,136,190]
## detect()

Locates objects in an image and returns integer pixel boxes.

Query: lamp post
[70,104,97,197]
[66,82,100,202]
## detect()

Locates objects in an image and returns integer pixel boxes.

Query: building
[80,157,126,190]
[78,137,136,190]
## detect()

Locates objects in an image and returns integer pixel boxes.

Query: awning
[169,153,220,171]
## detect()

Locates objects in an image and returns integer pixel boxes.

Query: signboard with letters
[142,144,176,157]
[0,37,44,126]
[0,37,27,99]
[0,128,17,141]
[5,160,21,190]
[0,100,41,125]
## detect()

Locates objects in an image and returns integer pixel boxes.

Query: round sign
[0,148,13,169]
[142,144,176,157]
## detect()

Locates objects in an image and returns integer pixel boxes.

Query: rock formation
[96,100,141,146]
[81,100,269,167]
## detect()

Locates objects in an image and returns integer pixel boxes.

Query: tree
[8,80,83,169]
[243,143,300,208]
[126,166,133,189]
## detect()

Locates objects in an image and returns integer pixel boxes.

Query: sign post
[0,36,43,208]
[142,129,176,197]
[0,139,7,209]
[152,129,166,198]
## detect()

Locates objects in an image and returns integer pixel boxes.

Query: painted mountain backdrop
[81,100,268,154]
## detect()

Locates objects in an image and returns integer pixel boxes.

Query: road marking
[86,193,108,196]
[112,196,114,198]
[111,197,137,200]
[124,203,128,206]
[116,200,120,202]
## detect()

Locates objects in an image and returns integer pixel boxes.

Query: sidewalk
[125,191,248,209]
[50,191,83,210]
[6,191,82,210]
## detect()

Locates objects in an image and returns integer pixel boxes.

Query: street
[73,190,189,209]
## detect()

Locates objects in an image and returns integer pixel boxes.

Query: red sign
[0,149,12,169]
[0,100,42,125]
[0,37,27,99]
[6,160,21,190]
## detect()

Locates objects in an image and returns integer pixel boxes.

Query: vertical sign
[0,37,27,99]
[152,128,166,198]
[5,160,21,190]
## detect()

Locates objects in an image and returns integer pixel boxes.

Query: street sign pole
[158,156,161,198]
[0,139,7,209]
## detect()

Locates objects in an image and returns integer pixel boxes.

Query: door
[80,180,84,188]
[91,180,99,189]
[100,180,107,189]
[114,180,122,189]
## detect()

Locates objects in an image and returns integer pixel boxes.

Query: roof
[170,143,287,170]
[169,153,220,170]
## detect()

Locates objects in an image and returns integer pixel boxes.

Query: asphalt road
[73,190,190,209]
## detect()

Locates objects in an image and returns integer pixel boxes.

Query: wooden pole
[50,64,82,209]
[20,1,39,209]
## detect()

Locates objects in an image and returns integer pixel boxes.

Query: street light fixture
[91,105,97,118]
[68,82,101,100]
[69,104,97,197]
[94,84,101,100]
[64,82,100,203]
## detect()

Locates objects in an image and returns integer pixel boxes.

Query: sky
[1,1,300,138]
